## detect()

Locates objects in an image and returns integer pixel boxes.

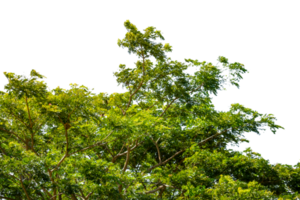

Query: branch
[150,137,161,164]
[19,175,31,200]
[126,50,146,110]
[112,140,141,162]
[0,127,26,144]
[139,180,186,196]
[163,83,204,118]
[144,186,165,194]
[119,157,136,195]
[159,97,179,117]
[148,129,229,172]
[0,196,17,200]
[25,96,33,128]
[52,117,108,171]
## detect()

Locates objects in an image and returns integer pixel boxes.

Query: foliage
[0,20,299,200]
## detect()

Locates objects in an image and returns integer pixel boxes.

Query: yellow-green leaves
[0,21,297,200]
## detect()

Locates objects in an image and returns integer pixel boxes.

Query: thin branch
[25,96,33,128]
[0,127,26,144]
[159,97,179,117]
[125,45,145,112]
[53,116,107,171]
[0,196,18,200]
[122,145,131,173]
[20,176,31,200]
[112,138,144,163]
[0,144,8,156]
[148,129,229,172]
[150,138,161,164]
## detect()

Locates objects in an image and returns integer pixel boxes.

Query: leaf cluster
[0,21,298,200]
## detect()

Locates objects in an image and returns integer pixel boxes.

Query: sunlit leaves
[0,21,297,200]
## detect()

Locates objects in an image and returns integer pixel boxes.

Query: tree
[0,20,299,200]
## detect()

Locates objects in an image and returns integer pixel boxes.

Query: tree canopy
[0,20,299,200]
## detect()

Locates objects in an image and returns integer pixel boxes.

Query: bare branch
[150,137,162,164]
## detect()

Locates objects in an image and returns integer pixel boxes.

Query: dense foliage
[0,20,299,199]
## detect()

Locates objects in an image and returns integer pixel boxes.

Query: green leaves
[118,20,170,62]
[0,21,297,200]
